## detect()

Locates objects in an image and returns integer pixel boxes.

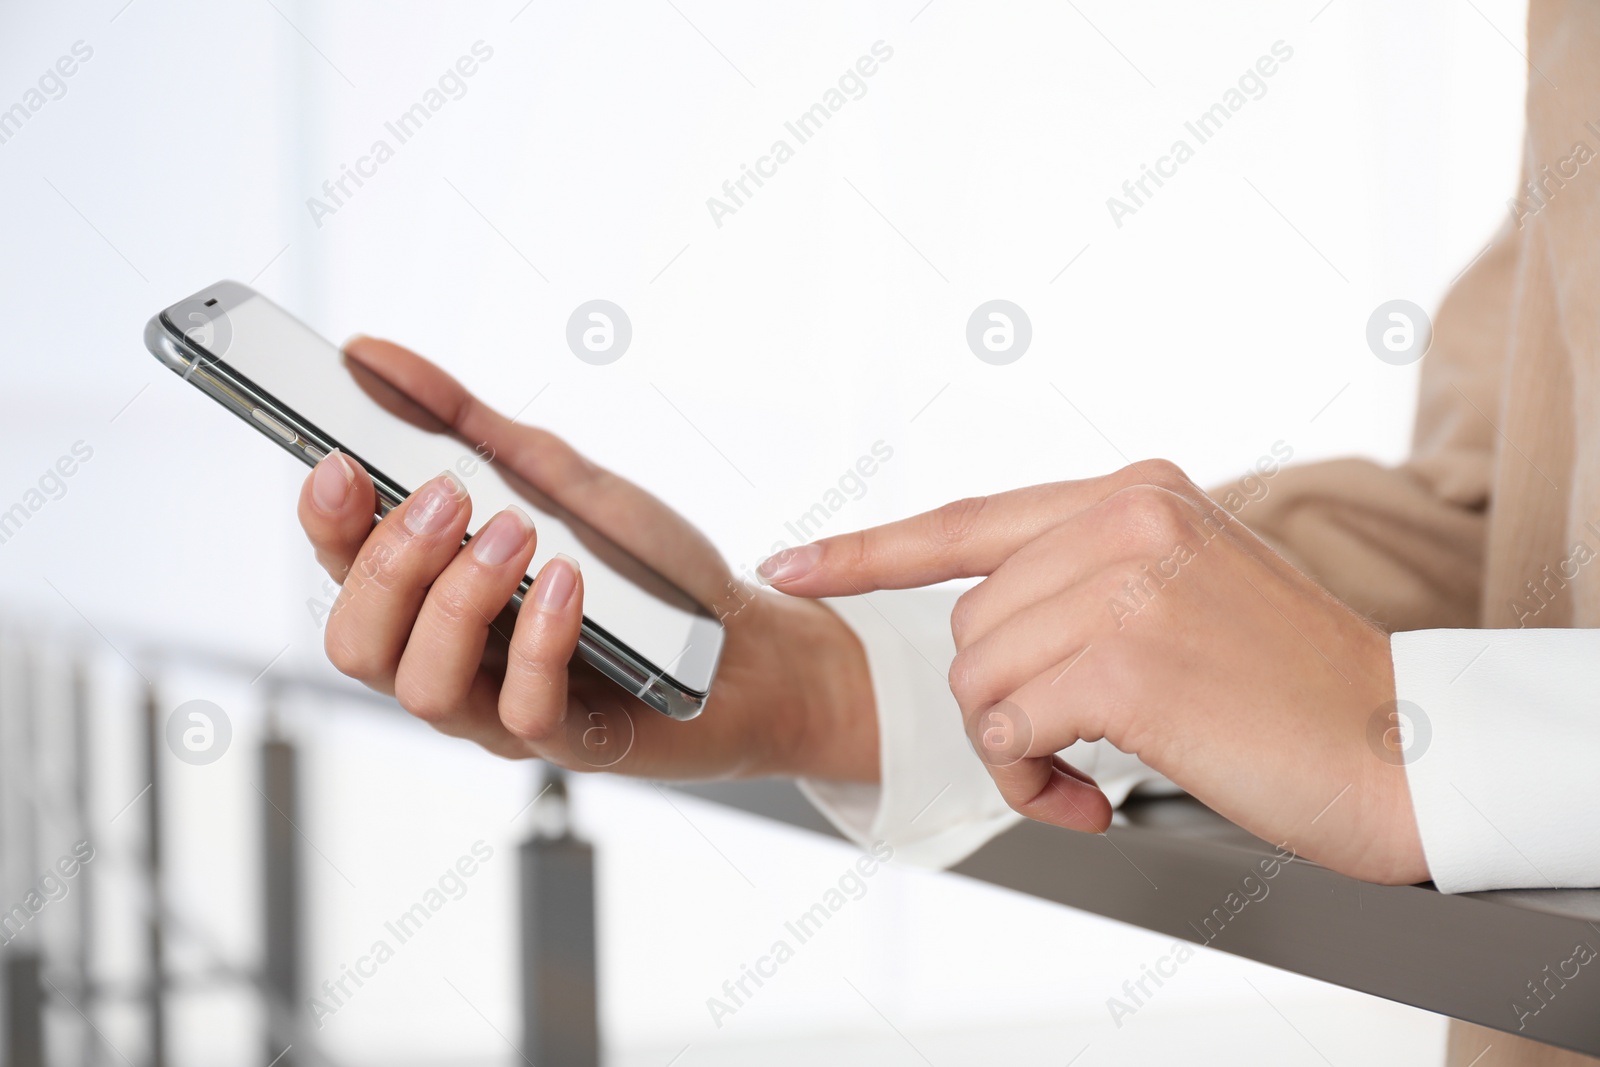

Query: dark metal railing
[0,637,599,1067]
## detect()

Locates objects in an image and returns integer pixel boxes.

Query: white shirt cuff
[1394,628,1600,892]
[801,587,1173,869]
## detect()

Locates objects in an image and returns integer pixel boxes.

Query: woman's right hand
[296,336,879,783]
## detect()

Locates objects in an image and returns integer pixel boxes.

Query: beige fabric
[1217,4,1600,1062]
[1447,1021,1600,1067]
[1231,2,1600,637]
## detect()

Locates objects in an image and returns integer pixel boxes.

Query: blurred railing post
[71,665,92,1017]
[261,715,300,1067]
[142,685,167,1067]
[4,952,45,1067]
[519,770,599,1066]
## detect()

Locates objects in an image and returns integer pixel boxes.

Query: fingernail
[311,450,355,512]
[405,471,465,535]
[472,506,533,566]
[757,543,821,585]
[342,333,370,351]
[533,553,580,613]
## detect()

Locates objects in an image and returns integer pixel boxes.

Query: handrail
[25,628,1600,1059]
[672,780,1600,1058]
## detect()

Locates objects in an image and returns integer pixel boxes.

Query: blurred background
[0,0,1528,1063]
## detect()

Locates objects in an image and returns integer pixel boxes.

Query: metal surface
[675,780,1600,1059]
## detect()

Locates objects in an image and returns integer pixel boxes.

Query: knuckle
[313,549,351,586]
[503,705,557,745]
[518,425,563,458]
[1109,484,1192,548]
[1100,564,1147,606]
[525,427,605,488]
[501,716,546,745]
[949,587,981,647]
[836,529,874,579]
[395,677,454,726]
[349,541,399,593]
[1130,457,1193,491]
[323,626,383,682]
[1085,634,1136,699]
[1002,786,1042,818]
[427,583,481,631]
[928,496,990,551]
[575,460,615,495]
[503,652,561,742]
[1004,781,1061,821]
[946,647,987,707]
[539,740,605,775]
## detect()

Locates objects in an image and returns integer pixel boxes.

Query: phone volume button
[251,408,297,443]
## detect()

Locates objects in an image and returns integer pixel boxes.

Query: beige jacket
[1247,1,1599,636]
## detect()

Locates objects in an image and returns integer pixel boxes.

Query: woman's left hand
[758,459,1429,885]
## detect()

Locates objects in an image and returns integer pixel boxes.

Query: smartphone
[145,280,724,720]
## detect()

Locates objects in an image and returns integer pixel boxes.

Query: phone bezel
[145,281,720,721]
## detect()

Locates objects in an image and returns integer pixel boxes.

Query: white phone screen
[180,288,722,696]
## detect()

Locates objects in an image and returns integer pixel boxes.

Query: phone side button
[251,407,297,443]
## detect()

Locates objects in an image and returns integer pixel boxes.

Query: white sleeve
[799,587,1174,869]
[1393,629,1600,892]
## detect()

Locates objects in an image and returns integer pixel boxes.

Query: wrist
[1336,627,1431,884]
[766,596,880,783]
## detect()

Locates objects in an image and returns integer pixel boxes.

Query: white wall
[0,0,1527,1063]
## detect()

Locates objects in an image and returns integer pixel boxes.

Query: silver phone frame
[144,284,718,721]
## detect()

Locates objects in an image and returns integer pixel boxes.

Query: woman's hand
[298,336,877,783]
[758,460,1429,884]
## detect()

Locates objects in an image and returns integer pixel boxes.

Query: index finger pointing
[756,495,1018,596]
[756,460,1196,598]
